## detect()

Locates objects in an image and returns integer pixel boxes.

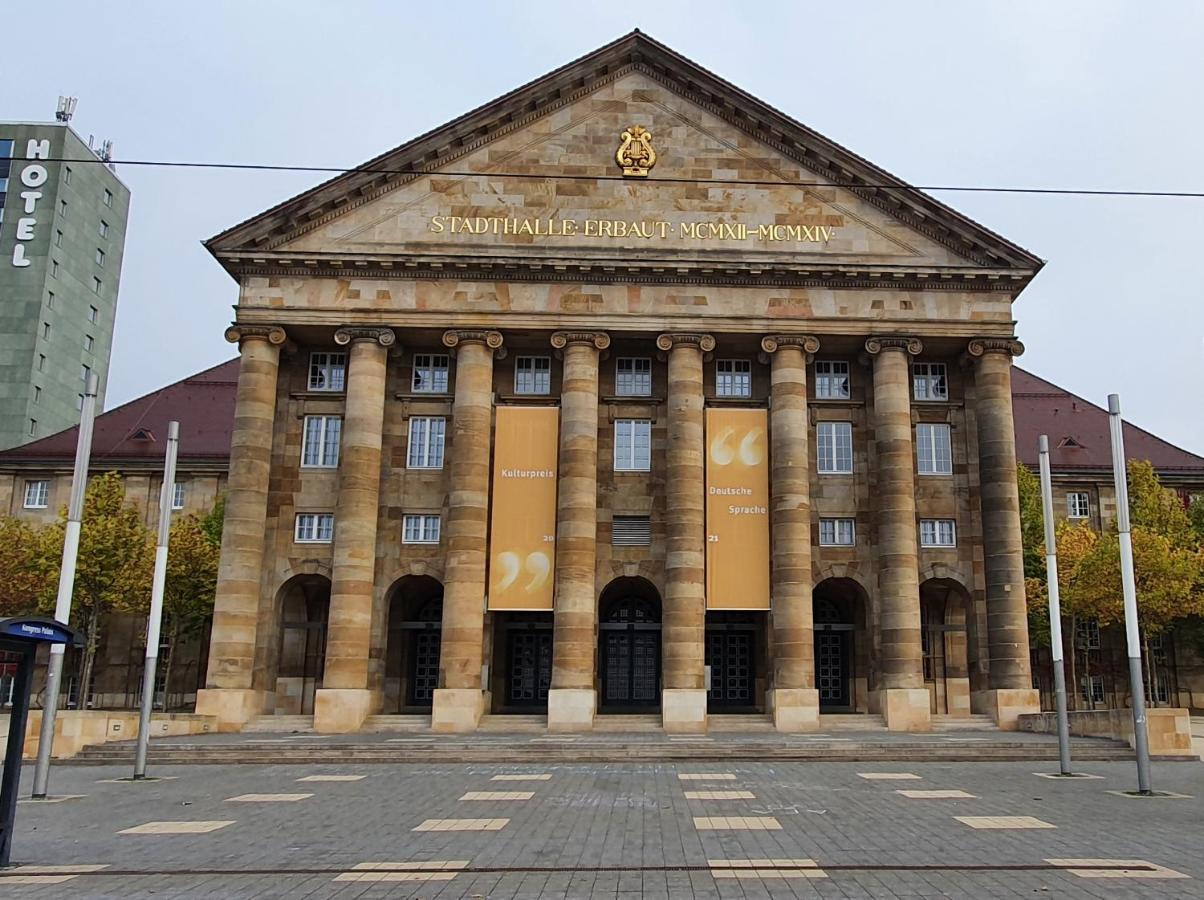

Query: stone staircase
[593,714,662,732]
[708,713,775,733]
[361,715,432,733]
[244,715,314,733]
[820,713,887,731]
[933,714,998,732]
[478,714,548,733]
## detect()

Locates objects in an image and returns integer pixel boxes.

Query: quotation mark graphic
[709,426,764,467]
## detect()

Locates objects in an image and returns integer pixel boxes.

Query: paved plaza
[2,758,1202,898]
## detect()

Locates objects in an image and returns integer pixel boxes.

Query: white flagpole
[1038,435,1072,774]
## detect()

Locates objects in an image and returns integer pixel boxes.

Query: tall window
[919,518,957,548]
[42,321,51,340]
[715,359,752,398]
[1075,619,1101,650]
[913,362,948,401]
[614,419,651,471]
[301,415,341,467]
[88,305,99,323]
[103,188,113,207]
[95,248,106,268]
[50,260,58,278]
[402,514,441,544]
[916,423,953,475]
[308,352,346,392]
[295,513,334,543]
[814,361,850,399]
[615,358,651,397]
[99,219,109,238]
[171,482,186,510]
[411,354,449,393]
[816,422,853,474]
[80,364,91,383]
[23,480,49,509]
[92,276,102,295]
[819,517,856,546]
[84,334,94,352]
[514,356,551,395]
[407,416,446,468]
[1067,491,1090,519]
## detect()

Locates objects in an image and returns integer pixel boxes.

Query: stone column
[761,334,821,732]
[312,327,395,733]
[431,329,503,733]
[656,332,713,733]
[196,324,286,731]
[547,331,609,732]
[865,336,930,732]
[968,337,1040,729]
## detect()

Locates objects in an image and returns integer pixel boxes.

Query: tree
[159,513,220,706]
[1016,463,1046,581]
[0,517,49,617]
[36,473,155,706]
[198,494,225,548]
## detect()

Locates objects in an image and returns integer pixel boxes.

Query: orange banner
[706,408,770,610]
[488,406,559,611]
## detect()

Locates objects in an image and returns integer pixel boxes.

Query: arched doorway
[920,578,970,716]
[598,578,662,711]
[812,578,868,712]
[276,575,330,715]
[384,575,443,712]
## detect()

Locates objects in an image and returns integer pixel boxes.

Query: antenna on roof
[55,96,77,123]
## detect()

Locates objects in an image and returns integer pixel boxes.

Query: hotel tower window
[301,415,341,468]
[816,421,853,474]
[912,362,948,401]
[920,518,957,548]
[295,513,334,543]
[615,357,651,397]
[407,416,446,469]
[814,361,850,399]
[308,352,346,391]
[514,356,551,395]
[614,419,651,471]
[819,517,856,546]
[916,423,953,475]
[403,514,441,544]
[412,354,450,393]
[715,359,752,398]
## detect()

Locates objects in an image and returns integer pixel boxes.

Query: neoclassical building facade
[195,32,1046,734]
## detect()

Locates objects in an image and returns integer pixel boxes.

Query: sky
[7,1,1204,453]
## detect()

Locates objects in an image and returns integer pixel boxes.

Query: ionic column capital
[334,326,397,348]
[442,329,505,355]
[967,337,1025,359]
[864,335,923,356]
[656,332,715,353]
[550,331,611,351]
[761,334,820,355]
[224,324,287,347]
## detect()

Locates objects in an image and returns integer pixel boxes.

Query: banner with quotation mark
[488,406,559,611]
[705,408,770,610]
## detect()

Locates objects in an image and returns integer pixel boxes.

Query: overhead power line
[20,155,1204,198]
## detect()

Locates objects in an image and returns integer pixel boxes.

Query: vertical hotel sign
[706,408,770,610]
[488,406,559,611]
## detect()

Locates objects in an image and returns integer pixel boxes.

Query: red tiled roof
[0,359,239,464]
[4,359,1202,478]
[1011,367,1204,474]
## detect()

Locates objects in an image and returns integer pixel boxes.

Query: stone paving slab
[0,759,1200,898]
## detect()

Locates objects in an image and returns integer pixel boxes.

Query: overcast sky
[10,1,1204,453]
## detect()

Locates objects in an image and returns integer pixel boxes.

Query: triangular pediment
[208,32,1041,285]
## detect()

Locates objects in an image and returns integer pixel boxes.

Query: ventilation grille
[612,515,651,546]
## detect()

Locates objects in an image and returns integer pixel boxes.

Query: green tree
[198,494,225,548]
[159,513,220,706]
[0,517,49,617]
[36,472,155,706]
[1016,463,1046,580]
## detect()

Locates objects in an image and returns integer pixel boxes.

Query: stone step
[819,714,888,731]
[707,714,775,733]
[71,737,1141,765]
[593,714,662,732]
[244,715,315,733]
[361,715,432,733]
[477,714,548,732]
[932,714,999,732]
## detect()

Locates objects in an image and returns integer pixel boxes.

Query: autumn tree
[0,517,51,617]
[159,512,221,704]
[35,472,155,706]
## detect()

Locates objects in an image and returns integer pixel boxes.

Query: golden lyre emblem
[616,125,656,177]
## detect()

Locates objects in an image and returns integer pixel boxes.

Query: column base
[972,688,1040,731]
[770,688,821,732]
[878,688,932,733]
[195,688,271,733]
[547,688,595,732]
[661,689,708,733]
[313,689,379,733]
[431,688,485,734]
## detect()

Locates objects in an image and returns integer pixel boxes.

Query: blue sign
[0,618,74,644]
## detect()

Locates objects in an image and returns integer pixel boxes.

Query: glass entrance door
[706,630,755,709]
[506,630,552,707]
[815,631,851,709]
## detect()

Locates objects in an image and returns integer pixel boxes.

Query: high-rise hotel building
[196,33,1047,735]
